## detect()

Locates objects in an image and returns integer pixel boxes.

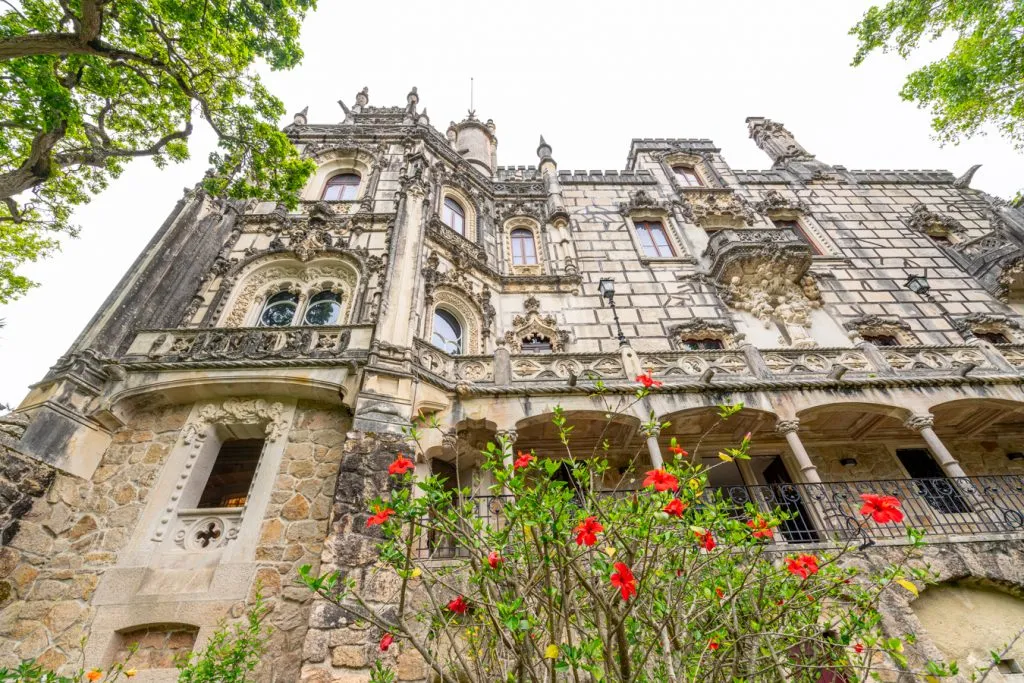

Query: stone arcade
[2,87,1024,681]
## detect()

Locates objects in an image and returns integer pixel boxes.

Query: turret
[449,112,498,176]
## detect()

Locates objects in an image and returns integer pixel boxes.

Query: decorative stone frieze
[676,189,756,228]
[503,296,570,353]
[618,189,669,215]
[956,312,1022,342]
[752,189,810,216]
[142,326,353,363]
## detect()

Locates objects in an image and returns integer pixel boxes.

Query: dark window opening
[929,233,952,244]
[197,439,264,508]
[679,338,725,350]
[896,448,971,514]
[976,331,1010,344]
[773,218,823,255]
[634,221,674,258]
[862,334,900,347]
[521,333,552,353]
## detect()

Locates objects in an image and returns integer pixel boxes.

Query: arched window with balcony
[258,291,299,327]
[321,173,361,201]
[442,197,466,235]
[303,291,342,325]
[432,308,463,355]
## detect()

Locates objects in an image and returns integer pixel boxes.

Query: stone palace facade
[2,87,1024,681]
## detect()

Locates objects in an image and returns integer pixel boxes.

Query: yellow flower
[410,567,422,578]
[86,670,103,682]
[124,669,137,679]
[604,546,616,557]
[545,644,559,659]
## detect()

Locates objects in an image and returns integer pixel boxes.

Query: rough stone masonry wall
[0,399,350,681]
[300,431,428,683]
[0,413,56,549]
[0,402,191,672]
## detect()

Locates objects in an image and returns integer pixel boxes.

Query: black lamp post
[902,269,976,343]
[598,278,629,347]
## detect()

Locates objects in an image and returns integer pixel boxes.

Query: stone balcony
[704,226,814,283]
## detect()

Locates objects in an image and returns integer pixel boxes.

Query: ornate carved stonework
[676,190,755,228]
[906,204,966,236]
[421,251,494,352]
[183,398,289,444]
[503,296,570,353]
[667,318,738,349]
[148,327,352,363]
[753,189,810,216]
[618,189,667,215]
[956,312,1021,342]
[996,255,1024,301]
[223,260,359,327]
[746,117,814,165]
[903,414,935,432]
[425,216,488,270]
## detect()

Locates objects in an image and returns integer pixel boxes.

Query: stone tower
[3,90,1024,681]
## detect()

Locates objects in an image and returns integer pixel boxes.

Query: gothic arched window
[303,291,342,325]
[321,173,361,201]
[442,197,466,235]
[510,228,538,265]
[258,291,299,327]
[672,166,703,187]
[432,309,463,355]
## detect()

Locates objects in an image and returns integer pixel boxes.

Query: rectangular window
[679,338,725,350]
[862,334,900,347]
[634,221,674,258]
[773,218,823,255]
[672,166,703,187]
[197,439,264,508]
[895,448,971,514]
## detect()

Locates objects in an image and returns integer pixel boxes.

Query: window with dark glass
[861,334,900,347]
[303,291,342,325]
[258,291,298,327]
[197,439,264,508]
[442,197,466,235]
[773,218,822,255]
[510,228,538,265]
[672,166,702,187]
[521,333,552,353]
[321,173,360,201]
[975,331,1010,344]
[679,338,725,350]
[896,448,971,514]
[634,221,674,258]
[432,309,463,355]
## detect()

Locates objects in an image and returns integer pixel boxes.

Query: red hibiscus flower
[786,554,820,579]
[746,517,774,540]
[853,643,864,654]
[642,468,679,492]
[610,562,637,601]
[447,595,468,614]
[708,640,720,651]
[635,371,663,389]
[388,454,415,476]
[380,633,394,651]
[366,506,395,527]
[512,451,534,470]
[487,551,503,569]
[696,530,716,552]
[715,587,725,599]
[859,493,904,524]
[663,498,687,517]
[574,516,604,546]
[668,444,688,457]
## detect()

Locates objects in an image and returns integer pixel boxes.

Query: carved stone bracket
[618,189,669,215]
[503,296,570,353]
[753,189,810,216]
[676,190,756,228]
[667,318,739,349]
[183,398,289,444]
[906,204,966,237]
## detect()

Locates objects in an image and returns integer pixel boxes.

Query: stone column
[774,419,822,484]
[495,429,518,469]
[903,414,967,479]
[642,423,664,469]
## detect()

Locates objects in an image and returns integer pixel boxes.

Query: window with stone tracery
[257,288,344,327]
[442,197,466,235]
[432,308,464,355]
[258,291,299,327]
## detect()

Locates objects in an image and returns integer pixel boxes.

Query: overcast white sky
[2,0,1023,405]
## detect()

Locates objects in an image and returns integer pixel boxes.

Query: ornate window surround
[128,398,297,563]
[427,291,483,356]
[220,255,360,328]
[439,185,479,243]
[503,296,570,353]
[843,315,918,346]
[906,204,967,245]
[655,151,722,191]
[957,312,1022,344]
[619,193,690,264]
[503,216,544,276]
[754,189,841,257]
[301,147,376,203]
[667,318,741,349]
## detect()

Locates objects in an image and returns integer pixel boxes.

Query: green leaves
[0,0,318,300]
[851,0,1024,152]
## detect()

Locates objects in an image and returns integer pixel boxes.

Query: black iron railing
[415,476,1024,558]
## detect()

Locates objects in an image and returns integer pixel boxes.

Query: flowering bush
[301,384,963,682]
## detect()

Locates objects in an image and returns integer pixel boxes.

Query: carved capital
[495,429,519,445]
[775,419,800,436]
[903,414,935,432]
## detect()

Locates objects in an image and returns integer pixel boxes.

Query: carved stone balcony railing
[172,507,244,551]
[121,325,374,367]
[704,226,813,283]
[410,341,1023,392]
[417,475,1024,558]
